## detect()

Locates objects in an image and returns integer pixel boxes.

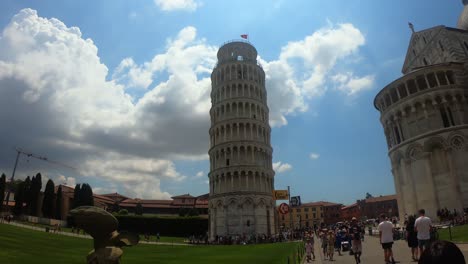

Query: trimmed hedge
[115,215,208,237]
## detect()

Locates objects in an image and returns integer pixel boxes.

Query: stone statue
[70,206,139,264]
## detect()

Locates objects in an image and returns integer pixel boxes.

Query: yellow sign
[273,190,289,200]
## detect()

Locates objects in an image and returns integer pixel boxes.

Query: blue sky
[0,0,462,204]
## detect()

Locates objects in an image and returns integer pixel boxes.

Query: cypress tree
[23,176,31,214]
[13,181,24,215]
[41,179,55,218]
[29,173,42,216]
[0,173,6,211]
[73,184,81,208]
[80,183,94,206]
[55,185,62,219]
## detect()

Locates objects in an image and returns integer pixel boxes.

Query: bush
[115,215,208,237]
[118,209,129,215]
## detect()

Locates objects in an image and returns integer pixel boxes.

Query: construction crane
[4,147,77,210]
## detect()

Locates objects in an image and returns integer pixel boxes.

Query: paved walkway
[304,235,468,264]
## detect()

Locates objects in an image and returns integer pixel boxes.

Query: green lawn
[438,224,468,242]
[15,220,186,243]
[0,224,302,264]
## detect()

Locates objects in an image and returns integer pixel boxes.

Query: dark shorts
[381,242,393,249]
[418,239,430,248]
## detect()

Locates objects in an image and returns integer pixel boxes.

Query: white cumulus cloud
[309,153,320,160]
[154,0,200,12]
[0,9,373,198]
[332,73,375,95]
[273,162,293,173]
[195,171,204,178]
[261,23,371,127]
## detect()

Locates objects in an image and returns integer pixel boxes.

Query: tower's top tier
[217,41,258,64]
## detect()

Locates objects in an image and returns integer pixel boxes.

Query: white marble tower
[208,40,275,239]
[374,1,468,221]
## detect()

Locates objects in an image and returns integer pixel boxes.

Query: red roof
[301,201,342,207]
[171,194,195,199]
[100,192,129,201]
[365,195,397,203]
[341,203,359,210]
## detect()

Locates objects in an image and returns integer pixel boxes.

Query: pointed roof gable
[402,26,445,74]
[402,25,468,74]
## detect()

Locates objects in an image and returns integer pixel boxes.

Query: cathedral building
[374,1,468,220]
[208,40,275,238]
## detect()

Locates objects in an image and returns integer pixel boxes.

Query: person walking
[378,214,396,264]
[327,230,336,261]
[321,230,329,260]
[305,237,315,262]
[350,217,363,264]
[415,209,432,260]
[406,215,419,261]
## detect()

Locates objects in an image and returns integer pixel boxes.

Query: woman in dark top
[406,215,419,261]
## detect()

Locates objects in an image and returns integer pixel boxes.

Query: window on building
[440,107,451,128]
[237,55,243,61]
[226,159,230,166]
[305,214,308,219]
[394,126,401,144]
[321,213,323,217]
[282,215,285,221]
[296,208,301,213]
[312,208,316,212]
[304,208,309,212]
[313,213,316,218]
[447,107,456,126]
[412,49,416,56]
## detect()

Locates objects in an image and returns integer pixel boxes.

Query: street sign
[273,190,289,200]
[278,203,290,215]
[290,196,301,207]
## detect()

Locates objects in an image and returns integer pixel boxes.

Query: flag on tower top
[240,34,248,39]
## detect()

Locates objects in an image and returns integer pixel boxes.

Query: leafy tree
[365,192,373,199]
[135,202,143,215]
[0,173,6,211]
[55,185,62,220]
[41,179,55,218]
[29,173,42,216]
[73,184,81,208]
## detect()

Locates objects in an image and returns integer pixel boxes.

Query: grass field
[438,224,468,242]
[14,220,186,243]
[0,223,302,264]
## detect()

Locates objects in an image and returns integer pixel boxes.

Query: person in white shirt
[415,209,432,259]
[378,214,396,264]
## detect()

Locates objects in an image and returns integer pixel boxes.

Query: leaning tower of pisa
[208,40,275,239]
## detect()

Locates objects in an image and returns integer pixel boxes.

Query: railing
[214,58,263,69]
